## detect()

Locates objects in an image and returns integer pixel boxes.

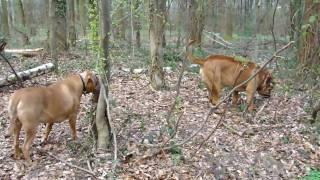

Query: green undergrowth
[302,169,320,180]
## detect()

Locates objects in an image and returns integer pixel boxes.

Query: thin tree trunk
[95,0,112,150]
[149,0,166,90]
[225,0,233,39]
[114,2,126,40]
[67,0,77,47]
[1,0,10,37]
[79,0,87,37]
[55,0,68,51]
[188,0,205,45]
[13,0,29,45]
[49,0,58,73]
[298,0,320,66]
[23,0,36,36]
[134,0,141,48]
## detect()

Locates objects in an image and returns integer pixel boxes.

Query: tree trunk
[225,0,233,39]
[134,0,141,48]
[114,2,126,40]
[1,0,10,37]
[13,0,29,45]
[94,0,112,150]
[149,0,166,90]
[298,0,320,66]
[188,0,205,45]
[23,0,36,36]
[54,0,68,51]
[49,0,58,72]
[79,0,87,37]
[67,0,77,47]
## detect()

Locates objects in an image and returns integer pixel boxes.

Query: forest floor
[0,44,319,179]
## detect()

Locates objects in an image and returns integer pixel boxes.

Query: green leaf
[313,0,320,4]
[301,24,311,31]
[308,15,317,24]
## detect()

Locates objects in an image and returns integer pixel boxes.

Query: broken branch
[48,153,97,178]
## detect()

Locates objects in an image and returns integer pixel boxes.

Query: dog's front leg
[41,123,53,144]
[246,82,256,112]
[68,114,77,140]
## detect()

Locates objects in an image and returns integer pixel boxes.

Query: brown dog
[187,43,273,112]
[7,71,99,163]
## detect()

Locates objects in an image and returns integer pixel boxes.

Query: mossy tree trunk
[298,0,320,66]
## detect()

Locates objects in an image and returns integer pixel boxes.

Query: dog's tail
[5,95,20,138]
[186,39,205,66]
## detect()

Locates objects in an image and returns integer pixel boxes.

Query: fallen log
[0,63,54,87]
[4,48,44,57]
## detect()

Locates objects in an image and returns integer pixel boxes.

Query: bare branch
[0,53,23,87]
[48,153,97,178]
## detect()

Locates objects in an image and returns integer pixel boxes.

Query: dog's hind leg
[68,114,77,140]
[210,71,221,106]
[41,123,53,144]
[12,119,22,159]
[210,83,220,105]
[22,126,37,164]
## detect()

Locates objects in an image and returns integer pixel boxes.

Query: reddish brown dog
[187,42,273,112]
[7,71,99,163]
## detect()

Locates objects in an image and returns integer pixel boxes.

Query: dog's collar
[79,74,87,94]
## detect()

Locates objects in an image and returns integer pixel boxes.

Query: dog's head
[80,71,100,94]
[257,70,274,98]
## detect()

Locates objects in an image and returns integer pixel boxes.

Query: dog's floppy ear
[85,73,98,93]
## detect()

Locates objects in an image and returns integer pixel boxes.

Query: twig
[242,124,289,135]
[271,0,279,51]
[87,160,93,173]
[0,53,23,87]
[161,110,184,147]
[48,153,97,178]
[203,30,232,45]
[137,111,184,148]
[193,104,228,154]
[164,48,188,128]
[203,33,232,49]
[252,101,268,122]
[222,123,242,137]
[271,0,279,69]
